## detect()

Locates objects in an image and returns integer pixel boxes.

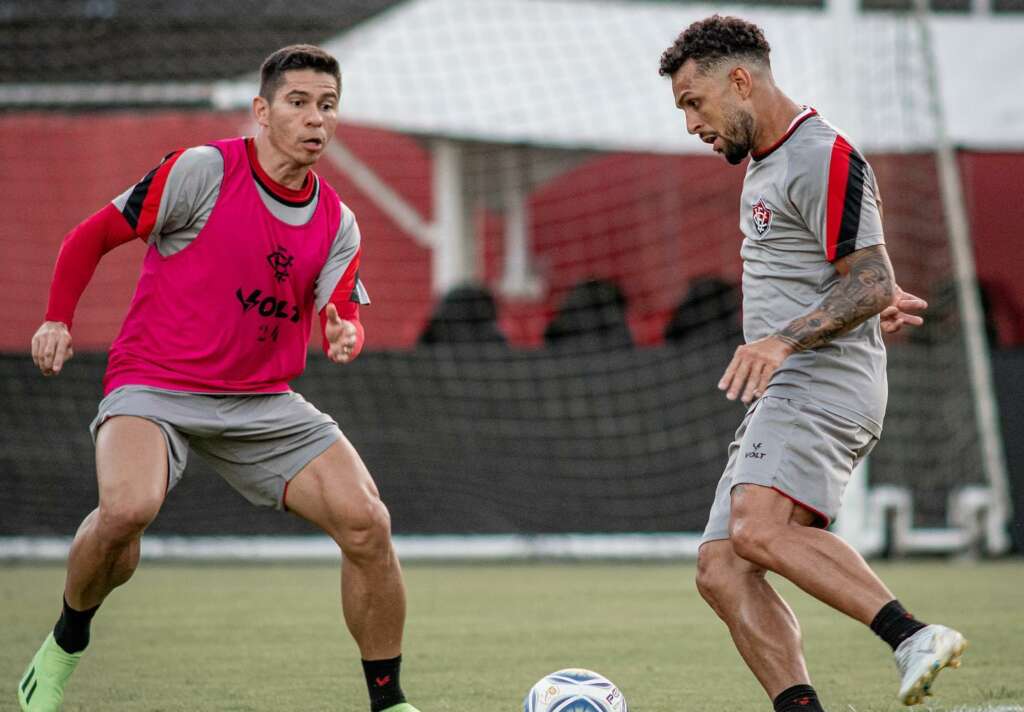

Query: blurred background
[1,0,1022,560]
[3,2,1024,710]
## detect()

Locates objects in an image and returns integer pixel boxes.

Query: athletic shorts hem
[275,425,342,511]
[770,486,830,528]
[89,386,345,510]
[90,413,184,493]
[697,480,830,546]
[699,396,874,546]
[699,529,730,546]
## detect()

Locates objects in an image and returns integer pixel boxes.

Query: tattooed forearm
[775,245,894,351]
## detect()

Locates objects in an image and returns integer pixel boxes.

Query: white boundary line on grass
[849,706,1023,712]
[0,534,704,562]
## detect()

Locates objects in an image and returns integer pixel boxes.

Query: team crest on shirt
[266,246,293,282]
[751,197,773,236]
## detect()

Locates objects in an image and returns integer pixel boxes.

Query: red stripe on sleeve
[825,135,853,262]
[45,203,142,328]
[135,150,184,238]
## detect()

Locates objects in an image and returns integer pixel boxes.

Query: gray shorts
[90,386,342,510]
[701,396,877,544]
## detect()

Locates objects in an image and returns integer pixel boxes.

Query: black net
[0,0,1008,545]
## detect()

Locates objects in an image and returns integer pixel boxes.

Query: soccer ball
[523,668,628,712]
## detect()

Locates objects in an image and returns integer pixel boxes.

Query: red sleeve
[44,203,142,329]
[318,250,365,360]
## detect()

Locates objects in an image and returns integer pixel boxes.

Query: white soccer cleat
[894,624,968,706]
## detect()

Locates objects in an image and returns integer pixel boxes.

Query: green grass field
[2,561,1022,711]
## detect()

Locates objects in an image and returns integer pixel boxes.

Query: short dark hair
[659,15,771,77]
[259,44,341,100]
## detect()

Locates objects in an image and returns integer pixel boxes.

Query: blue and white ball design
[523,669,628,712]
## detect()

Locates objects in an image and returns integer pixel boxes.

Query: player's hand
[31,320,74,376]
[718,335,795,405]
[880,284,927,335]
[324,303,358,364]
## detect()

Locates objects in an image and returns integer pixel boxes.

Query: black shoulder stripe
[349,270,362,303]
[121,165,159,231]
[834,149,867,260]
[120,151,180,231]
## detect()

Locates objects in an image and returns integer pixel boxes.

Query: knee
[695,543,767,621]
[728,514,777,567]
[695,546,734,610]
[96,495,161,543]
[333,496,393,564]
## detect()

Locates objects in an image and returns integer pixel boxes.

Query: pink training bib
[104,137,341,394]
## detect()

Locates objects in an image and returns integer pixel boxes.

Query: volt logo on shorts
[745,442,768,460]
[235,287,301,323]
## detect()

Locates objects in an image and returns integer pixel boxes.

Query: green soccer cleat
[380,704,422,712]
[17,633,83,711]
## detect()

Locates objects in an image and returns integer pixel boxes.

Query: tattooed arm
[717,245,922,404]
[774,244,894,351]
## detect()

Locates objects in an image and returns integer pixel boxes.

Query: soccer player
[19,45,420,712]
[659,16,967,710]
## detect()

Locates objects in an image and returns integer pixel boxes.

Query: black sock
[870,599,927,652]
[362,655,406,712]
[773,684,825,712]
[52,597,99,654]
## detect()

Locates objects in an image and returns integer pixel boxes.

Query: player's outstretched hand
[324,303,358,364]
[718,335,795,405]
[880,284,927,335]
[31,320,74,376]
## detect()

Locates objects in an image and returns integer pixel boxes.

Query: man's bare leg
[284,436,412,712]
[702,484,965,708]
[728,484,892,624]
[19,416,167,711]
[64,416,168,610]
[696,539,810,700]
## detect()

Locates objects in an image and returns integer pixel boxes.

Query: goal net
[0,0,1013,559]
